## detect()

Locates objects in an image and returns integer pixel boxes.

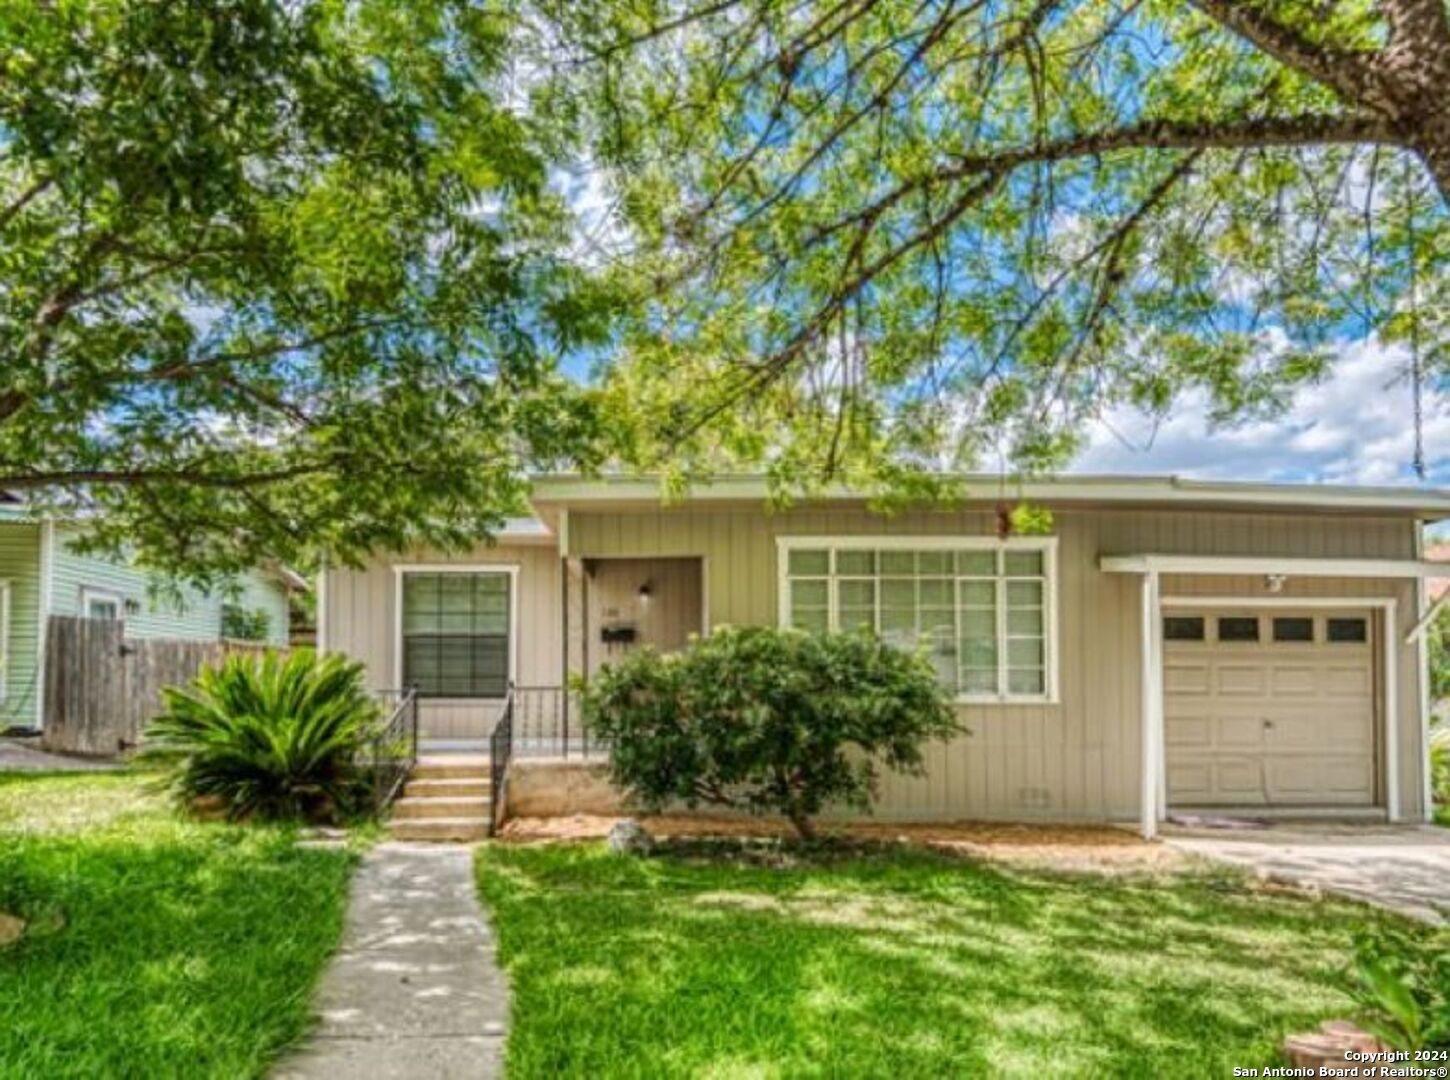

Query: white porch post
[1139,570,1161,839]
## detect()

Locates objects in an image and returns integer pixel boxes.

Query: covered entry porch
[1101,553,1442,838]
[409,554,705,755]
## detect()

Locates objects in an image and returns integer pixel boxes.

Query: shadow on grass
[477,840,1423,1078]
[0,774,354,1078]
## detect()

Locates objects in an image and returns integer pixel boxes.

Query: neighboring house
[319,474,1449,837]
[0,505,300,731]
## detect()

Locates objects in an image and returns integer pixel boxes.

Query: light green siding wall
[49,530,290,645]
[0,522,41,729]
[231,573,291,646]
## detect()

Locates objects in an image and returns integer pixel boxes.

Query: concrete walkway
[1165,823,1450,925]
[276,843,509,1079]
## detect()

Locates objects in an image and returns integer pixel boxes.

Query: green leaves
[534,0,1450,493]
[140,649,380,822]
[0,0,615,583]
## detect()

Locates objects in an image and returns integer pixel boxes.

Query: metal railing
[368,687,419,809]
[488,686,514,836]
[510,684,604,759]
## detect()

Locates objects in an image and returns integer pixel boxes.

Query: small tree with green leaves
[580,626,962,839]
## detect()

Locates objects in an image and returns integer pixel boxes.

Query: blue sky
[1073,336,1446,488]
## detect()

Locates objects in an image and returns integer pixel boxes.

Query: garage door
[1163,609,1377,807]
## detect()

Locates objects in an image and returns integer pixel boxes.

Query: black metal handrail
[488,685,514,836]
[369,686,419,810]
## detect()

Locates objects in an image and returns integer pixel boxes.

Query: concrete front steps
[387,755,492,842]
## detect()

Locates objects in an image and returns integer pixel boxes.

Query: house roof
[528,472,1450,520]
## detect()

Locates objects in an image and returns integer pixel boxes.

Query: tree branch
[1188,0,1393,111]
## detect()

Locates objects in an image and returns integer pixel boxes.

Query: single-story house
[0,504,301,732]
[318,473,1449,837]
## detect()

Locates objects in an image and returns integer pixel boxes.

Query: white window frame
[776,536,1060,705]
[391,564,520,699]
[79,586,124,623]
[0,580,11,704]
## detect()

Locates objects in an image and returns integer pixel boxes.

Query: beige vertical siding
[322,504,1427,819]
[322,544,561,739]
[584,557,703,675]
[567,505,1425,822]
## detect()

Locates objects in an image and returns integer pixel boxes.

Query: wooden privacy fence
[42,616,282,756]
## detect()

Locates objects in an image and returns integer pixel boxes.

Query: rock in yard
[607,818,654,856]
[0,912,26,947]
[1283,1020,1384,1068]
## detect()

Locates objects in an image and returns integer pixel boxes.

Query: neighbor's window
[783,543,1054,700]
[80,588,122,622]
[402,572,510,697]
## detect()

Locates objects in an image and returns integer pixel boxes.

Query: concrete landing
[275,843,508,1079]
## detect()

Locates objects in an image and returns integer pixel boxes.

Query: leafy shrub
[1432,723,1449,809]
[1351,927,1450,1050]
[580,626,963,838]
[140,650,379,822]
[220,603,271,642]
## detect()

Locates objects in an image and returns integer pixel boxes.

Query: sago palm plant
[141,650,380,822]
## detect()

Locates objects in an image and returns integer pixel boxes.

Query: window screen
[785,545,1051,699]
[402,573,510,697]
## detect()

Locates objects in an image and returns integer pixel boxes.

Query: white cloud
[1074,337,1449,487]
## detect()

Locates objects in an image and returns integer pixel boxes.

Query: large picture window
[400,571,511,698]
[780,540,1056,702]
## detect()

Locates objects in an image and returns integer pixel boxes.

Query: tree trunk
[786,806,816,841]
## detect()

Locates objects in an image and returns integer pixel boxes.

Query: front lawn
[0,772,355,1078]
[477,841,1426,1077]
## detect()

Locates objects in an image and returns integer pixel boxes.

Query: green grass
[0,772,356,1079]
[477,840,1428,1078]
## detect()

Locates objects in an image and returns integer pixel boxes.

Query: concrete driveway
[1164,823,1450,924]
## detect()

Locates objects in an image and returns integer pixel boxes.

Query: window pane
[791,580,828,607]
[880,551,916,575]
[1163,616,1205,642]
[918,551,951,574]
[439,575,474,613]
[791,607,828,633]
[959,610,995,638]
[956,551,995,576]
[1007,638,1044,666]
[958,580,995,607]
[881,579,916,608]
[1007,668,1045,695]
[1007,608,1043,635]
[959,638,997,667]
[880,607,917,637]
[961,668,998,694]
[1272,617,1314,642]
[1327,617,1368,643]
[788,549,829,576]
[836,550,875,575]
[920,608,955,637]
[837,580,875,608]
[1217,617,1259,642]
[918,579,953,607]
[1003,551,1043,576]
[1006,580,1042,607]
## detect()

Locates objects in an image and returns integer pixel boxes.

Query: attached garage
[1162,607,1380,810]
